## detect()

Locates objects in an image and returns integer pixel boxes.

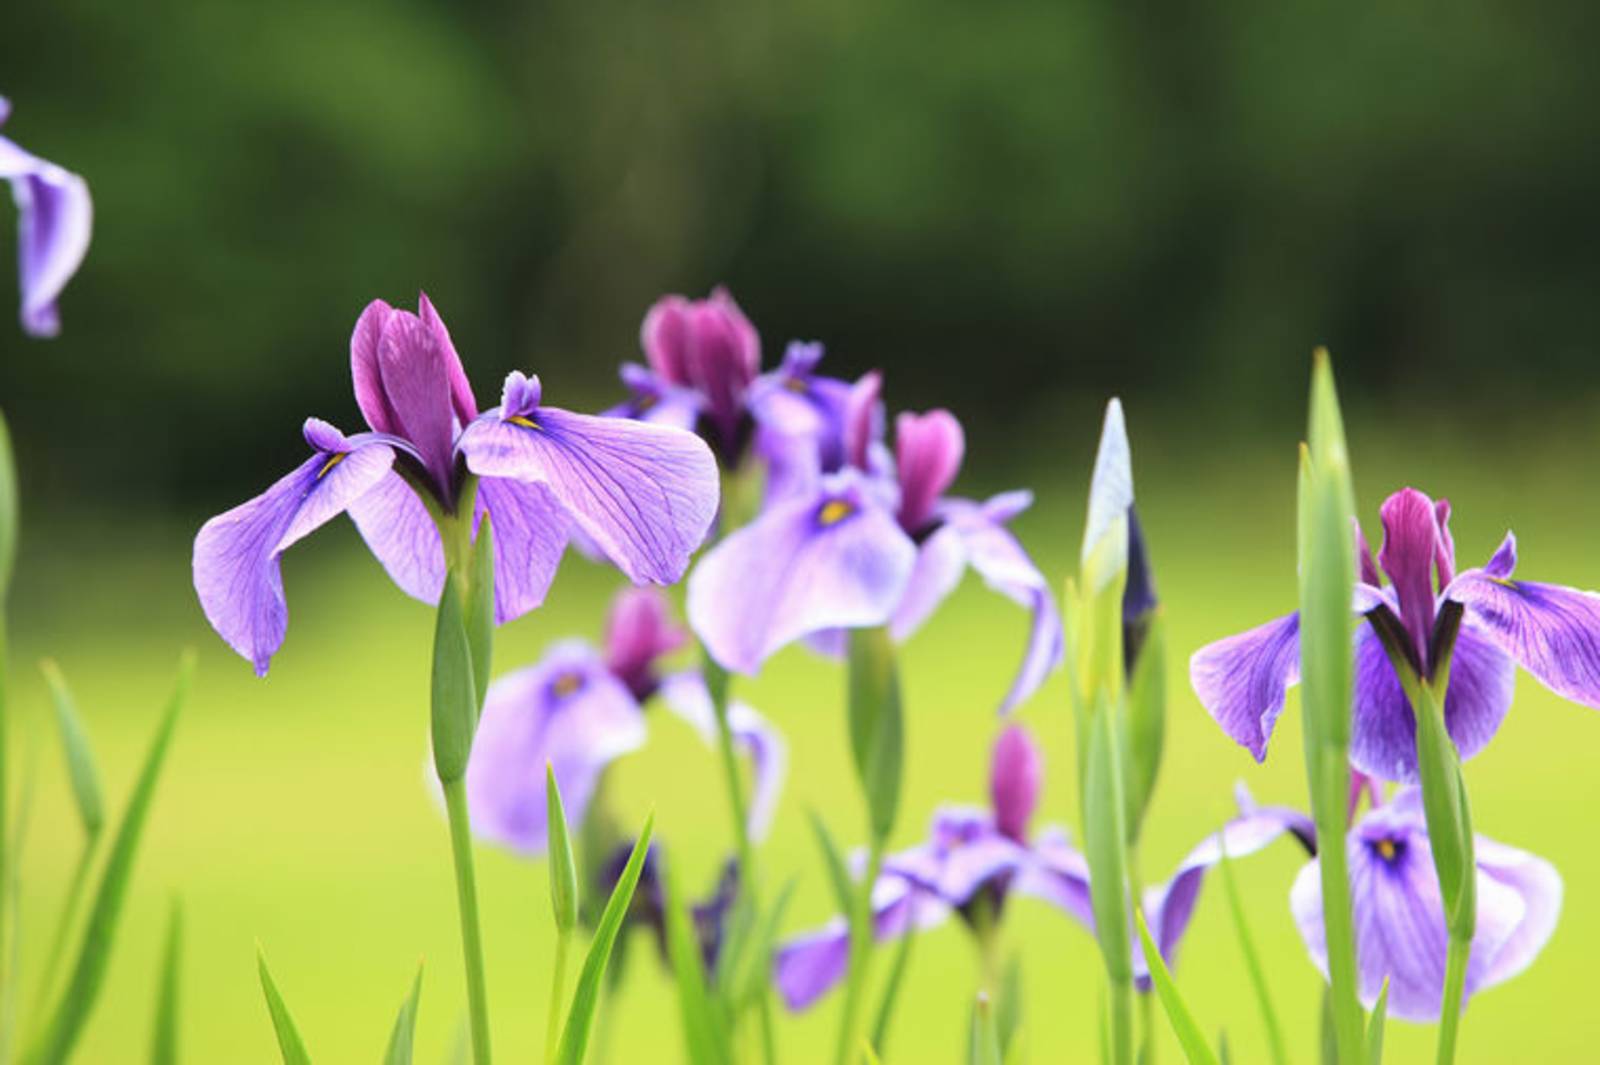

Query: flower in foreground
[193,296,719,674]
[689,391,1062,713]
[1290,786,1560,1021]
[1190,486,1600,781]
[0,98,92,337]
[465,588,785,853]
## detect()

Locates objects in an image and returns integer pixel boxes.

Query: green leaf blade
[382,965,423,1065]
[545,765,579,934]
[431,571,478,784]
[256,948,312,1065]
[149,899,182,1065]
[661,858,730,1065]
[556,812,655,1065]
[40,660,104,838]
[846,627,903,845]
[1134,910,1220,1065]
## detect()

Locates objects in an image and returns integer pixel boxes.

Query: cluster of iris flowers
[3,94,1596,1065]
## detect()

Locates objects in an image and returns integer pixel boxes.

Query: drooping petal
[463,642,647,855]
[1011,826,1094,928]
[1,129,92,338]
[1376,488,1441,662]
[1350,620,1514,783]
[894,409,964,534]
[345,470,445,604]
[773,874,948,1011]
[1290,796,1534,1022]
[1138,803,1314,982]
[657,671,788,840]
[990,725,1043,844]
[193,428,395,675]
[886,523,968,641]
[1474,835,1563,987]
[459,386,718,586]
[1446,556,1600,710]
[931,494,1063,714]
[687,478,916,674]
[476,475,570,624]
[880,807,1031,908]
[1189,612,1301,761]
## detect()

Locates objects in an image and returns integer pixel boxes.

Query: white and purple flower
[465,588,785,854]
[1191,486,1600,781]
[688,396,1063,714]
[0,97,92,338]
[193,295,719,675]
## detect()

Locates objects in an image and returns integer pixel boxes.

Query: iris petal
[475,476,570,624]
[1,131,92,338]
[346,471,445,604]
[1446,565,1600,710]
[1189,612,1301,761]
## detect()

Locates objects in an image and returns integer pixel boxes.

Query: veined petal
[1377,488,1441,661]
[459,399,718,586]
[1189,612,1300,761]
[346,471,445,604]
[2,133,92,338]
[350,299,398,435]
[687,479,916,673]
[476,476,570,624]
[193,435,394,675]
[418,292,479,424]
[377,307,460,487]
[657,671,788,840]
[1446,562,1600,710]
[1350,621,1514,783]
[463,642,647,855]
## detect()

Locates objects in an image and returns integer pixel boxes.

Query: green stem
[833,843,884,1065]
[1309,744,1364,1064]
[1129,853,1155,1065]
[1218,844,1287,1065]
[1108,979,1133,1065]
[35,840,96,1009]
[704,656,755,888]
[544,928,571,1065]
[1435,934,1470,1065]
[442,776,493,1065]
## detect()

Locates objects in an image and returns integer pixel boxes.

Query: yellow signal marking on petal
[784,377,809,394]
[551,671,584,698]
[818,499,855,526]
[316,452,346,479]
[1376,838,1396,861]
[508,414,542,430]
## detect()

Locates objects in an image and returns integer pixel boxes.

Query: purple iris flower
[689,401,1063,713]
[1289,786,1561,1022]
[1190,486,1600,781]
[464,588,785,854]
[193,295,719,675]
[597,843,740,973]
[0,98,92,337]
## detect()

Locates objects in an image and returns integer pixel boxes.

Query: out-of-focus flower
[690,402,1062,713]
[774,726,1077,1010]
[193,296,718,674]
[596,843,740,974]
[1291,786,1560,1021]
[0,98,92,337]
[1191,486,1600,781]
[465,589,784,854]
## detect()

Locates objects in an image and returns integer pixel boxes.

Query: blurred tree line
[1,0,1596,507]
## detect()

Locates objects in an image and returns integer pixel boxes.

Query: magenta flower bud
[894,410,965,534]
[603,587,688,700]
[989,724,1042,842]
[639,288,761,442]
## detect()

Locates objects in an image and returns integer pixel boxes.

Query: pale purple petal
[459,399,718,586]
[687,478,916,674]
[886,807,1030,906]
[1446,561,1600,710]
[1190,612,1300,760]
[476,476,571,624]
[463,642,647,854]
[193,436,394,675]
[346,471,445,604]
[604,363,703,432]
[1012,826,1094,928]
[1350,621,1514,783]
[2,130,92,338]
[886,523,968,640]
[1475,835,1563,987]
[657,671,788,840]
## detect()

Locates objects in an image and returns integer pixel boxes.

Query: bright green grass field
[9,411,1600,1063]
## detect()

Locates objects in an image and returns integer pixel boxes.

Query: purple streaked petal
[1482,532,1517,579]
[1446,561,1600,710]
[2,131,92,338]
[1434,498,1457,587]
[990,724,1043,843]
[1011,826,1094,928]
[1350,620,1514,783]
[377,305,461,487]
[350,299,398,434]
[463,642,647,855]
[1290,796,1536,1022]
[657,671,788,840]
[194,438,394,675]
[1377,488,1441,661]
[418,292,479,424]
[687,480,916,674]
[346,470,445,604]
[894,409,964,534]
[1189,612,1300,761]
[476,475,570,624]
[459,399,718,586]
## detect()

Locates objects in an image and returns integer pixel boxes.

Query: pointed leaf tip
[546,763,579,933]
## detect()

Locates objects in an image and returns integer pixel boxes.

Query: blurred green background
[3,0,1600,1061]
